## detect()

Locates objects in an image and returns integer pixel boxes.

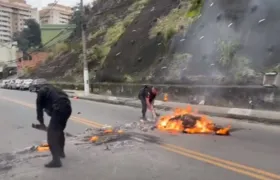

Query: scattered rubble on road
[0,124,161,175]
[0,106,233,176]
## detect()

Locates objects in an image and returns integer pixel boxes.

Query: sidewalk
[64,90,280,125]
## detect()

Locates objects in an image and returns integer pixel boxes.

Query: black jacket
[138,85,156,103]
[36,84,70,124]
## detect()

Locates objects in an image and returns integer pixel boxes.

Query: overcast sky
[26,0,92,9]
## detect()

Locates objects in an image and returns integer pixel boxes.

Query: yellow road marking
[160,145,274,180]
[0,97,103,128]
[164,144,280,180]
[1,96,280,180]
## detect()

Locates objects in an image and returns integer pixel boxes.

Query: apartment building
[40,3,73,25]
[0,0,39,42]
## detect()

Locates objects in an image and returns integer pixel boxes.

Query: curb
[68,94,280,125]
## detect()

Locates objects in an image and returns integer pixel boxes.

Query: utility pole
[80,0,90,96]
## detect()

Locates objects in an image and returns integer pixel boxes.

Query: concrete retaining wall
[53,82,280,110]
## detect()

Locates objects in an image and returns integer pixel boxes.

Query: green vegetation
[89,27,106,41]
[88,45,107,62]
[149,0,203,42]
[45,42,69,61]
[88,0,149,65]
[123,74,134,82]
[216,41,255,82]
[187,0,204,17]
[13,19,42,55]
[41,24,76,48]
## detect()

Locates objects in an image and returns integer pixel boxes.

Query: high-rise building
[40,3,73,25]
[0,0,39,42]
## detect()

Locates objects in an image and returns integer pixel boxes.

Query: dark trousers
[47,100,71,161]
[140,98,147,119]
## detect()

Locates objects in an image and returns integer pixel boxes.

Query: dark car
[29,79,47,92]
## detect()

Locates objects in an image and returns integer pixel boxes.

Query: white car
[20,79,33,90]
[0,80,9,88]
[13,79,23,90]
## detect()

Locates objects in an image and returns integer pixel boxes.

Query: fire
[89,128,124,143]
[90,136,99,142]
[36,143,49,152]
[157,106,230,135]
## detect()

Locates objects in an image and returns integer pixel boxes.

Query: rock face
[33,0,280,85]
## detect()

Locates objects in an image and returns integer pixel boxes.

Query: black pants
[140,98,147,119]
[47,100,72,161]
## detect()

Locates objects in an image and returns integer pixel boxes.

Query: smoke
[164,0,280,83]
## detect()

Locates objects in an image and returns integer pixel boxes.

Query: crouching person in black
[138,85,158,121]
[36,84,72,168]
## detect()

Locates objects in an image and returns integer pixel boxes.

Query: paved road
[0,89,280,180]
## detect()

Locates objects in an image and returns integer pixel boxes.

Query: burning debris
[156,106,231,135]
[36,143,50,152]
[33,122,160,153]
[71,123,160,146]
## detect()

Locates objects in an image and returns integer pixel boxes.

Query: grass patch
[173,53,190,61]
[45,42,69,62]
[89,0,149,65]
[68,0,150,78]
[48,42,69,54]
[149,0,204,42]
[123,74,134,82]
[187,0,204,17]
[89,26,106,41]
[216,40,255,82]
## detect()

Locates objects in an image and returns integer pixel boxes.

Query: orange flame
[104,129,113,133]
[157,106,230,135]
[90,136,99,142]
[36,143,49,152]
[89,129,124,143]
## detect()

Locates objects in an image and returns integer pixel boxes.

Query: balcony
[0,36,10,41]
[0,30,11,35]
[0,26,11,32]
[0,19,11,28]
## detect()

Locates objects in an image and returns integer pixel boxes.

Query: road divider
[1,96,280,180]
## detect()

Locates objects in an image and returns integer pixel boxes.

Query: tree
[69,3,82,38]
[13,19,42,53]
[25,19,42,48]
[69,3,91,38]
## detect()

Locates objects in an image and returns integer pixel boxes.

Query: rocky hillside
[31,0,280,85]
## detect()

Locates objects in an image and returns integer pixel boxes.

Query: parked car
[20,79,33,90]
[1,80,9,88]
[13,79,24,90]
[7,80,15,89]
[29,78,47,92]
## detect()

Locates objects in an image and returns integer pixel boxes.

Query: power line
[0,0,59,47]
[5,0,64,62]
[8,24,75,63]
[10,0,151,64]
[39,0,59,21]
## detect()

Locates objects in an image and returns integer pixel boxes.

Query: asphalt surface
[0,89,280,180]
